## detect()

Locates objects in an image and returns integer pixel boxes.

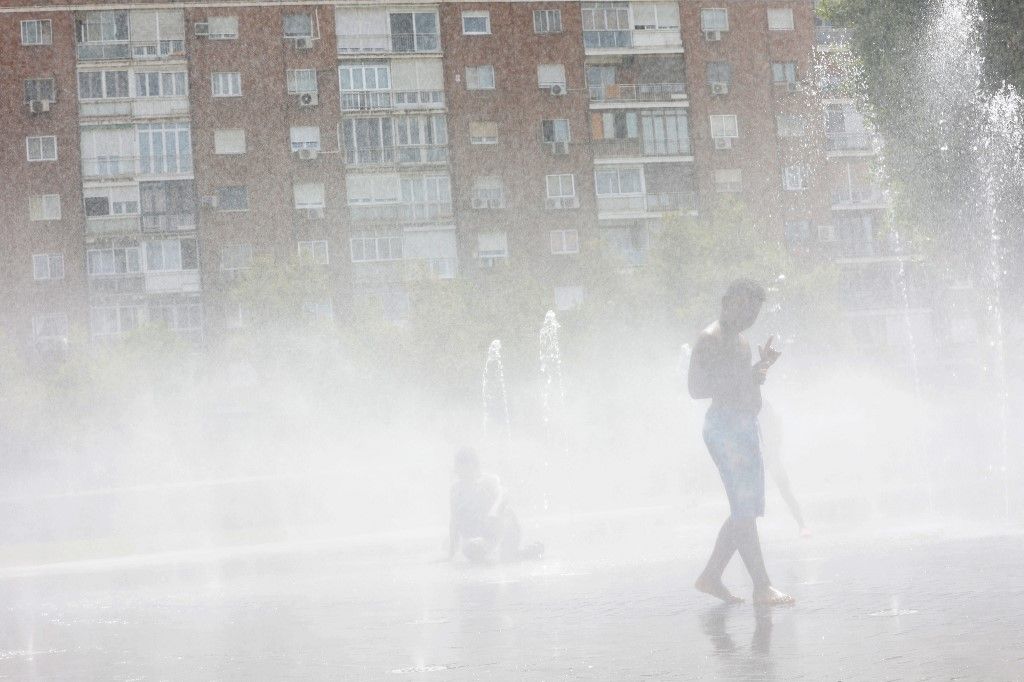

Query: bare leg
[732,518,795,605]
[695,518,743,603]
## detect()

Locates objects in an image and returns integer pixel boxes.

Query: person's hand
[758,335,781,368]
[753,364,769,385]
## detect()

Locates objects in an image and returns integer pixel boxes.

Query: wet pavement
[0,515,1021,681]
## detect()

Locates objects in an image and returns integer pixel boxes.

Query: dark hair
[722,278,766,305]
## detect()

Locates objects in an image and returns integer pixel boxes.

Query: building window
[477,231,508,265]
[33,253,65,281]
[641,110,690,155]
[465,65,496,90]
[214,129,246,155]
[784,164,809,190]
[145,238,198,272]
[709,114,739,139]
[298,240,330,265]
[303,300,334,322]
[135,71,187,97]
[21,19,52,45]
[537,64,567,90]
[87,246,141,276]
[714,169,743,193]
[470,121,498,145]
[90,305,142,338]
[29,194,62,221]
[593,111,638,141]
[207,16,238,39]
[24,78,55,103]
[582,2,631,48]
[542,119,571,144]
[534,9,563,34]
[595,167,644,196]
[212,72,242,97]
[546,174,578,209]
[138,123,192,175]
[350,235,403,262]
[290,126,321,151]
[776,114,805,137]
[293,182,325,209]
[217,186,249,211]
[550,229,580,255]
[32,314,68,342]
[700,8,729,31]
[768,8,795,31]
[26,135,57,162]
[283,13,314,38]
[772,62,798,83]
[706,61,732,86]
[390,12,439,52]
[633,2,680,30]
[85,186,139,218]
[287,69,318,94]
[472,176,505,209]
[462,11,491,35]
[220,244,253,271]
[77,70,129,99]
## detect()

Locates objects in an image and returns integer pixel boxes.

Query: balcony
[589,82,686,104]
[86,215,140,236]
[88,274,145,295]
[79,97,190,120]
[82,156,193,180]
[831,186,888,210]
[344,145,448,168]
[597,192,696,215]
[349,201,453,224]
[144,269,200,294]
[141,213,196,232]
[826,132,875,155]
[593,137,692,160]
[76,40,186,62]
[341,89,444,112]
[336,32,440,55]
[583,29,682,54]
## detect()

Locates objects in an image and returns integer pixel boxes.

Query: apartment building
[1,0,823,350]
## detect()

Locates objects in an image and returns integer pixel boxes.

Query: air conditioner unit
[194,22,209,37]
[201,195,219,209]
[297,148,319,160]
[293,36,314,50]
[704,30,722,41]
[298,92,319,107]
[548,83,566,96]
[818,225,837,242]
[550,141,569,155]
[304,207,325,219]
[545,197,579,209]
[710,82,729,95]
[29,99,51,114]
[713,137,733,150]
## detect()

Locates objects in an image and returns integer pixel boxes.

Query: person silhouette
[688,279,794,606]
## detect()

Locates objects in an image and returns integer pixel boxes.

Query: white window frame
[86,246,141,276]
[700,8,729,31]
[298,240,330,265]
[287,69,318,94]
[542,119,571,143]
[594,167,645,196]
[465,65,496,90]
[290,126,321,152]
[772,62,798,84]
[211,72,242,97]
[207,16,239,40]
[633,2,680,30]
[550,229,580,255]
[214,129,246,155]
[538,64,567,89]
[477,231,509,263]
[30,194,62,221]
[709,114,739,139]
[77,70,130,100]
[135,71,188,98]
[21,19,52,46]
[534,9,563,34]
[462,11,491,35]
[768,8,795,31]
[293,182,326,209]
[26,135,57,162]
[350,235,403,262]
[472,176,505,209]
[32,313,68,341]
[546,174,576,199]
[784,164,809,191]
[145,238,198,272]
[32,253,65,281]
[283,12,315,38]
[24,78,56,103]
[469,121,498,145]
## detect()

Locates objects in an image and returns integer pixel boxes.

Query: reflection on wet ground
[0,518,1021,680]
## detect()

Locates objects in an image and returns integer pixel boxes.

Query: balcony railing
[86,215,140,235]
[584,28,681,51]
[597,192,696,214]
[589,82,686,103]
[341,90,445,112]
[82,156,194,178]
[826,132,874,153]
[336,32,440,55]
[349,201,453,224]
[816,27,852,47]
[88,274,145,295]
[76,39,186,62]
[831,186,887,208]
[593,137,692,158]
[78,98,191,119]
[583,30,632,49]
[142,213,196,232]
[344,145,448,167]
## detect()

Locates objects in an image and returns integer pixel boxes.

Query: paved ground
[0,512,1021,681]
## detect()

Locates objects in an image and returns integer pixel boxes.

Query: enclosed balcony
[589,82,685,104]
[335,9,440,55]
[597,191,696,215]
[582,2,683,54]
[339,59,445,112]
[76,10,186,62]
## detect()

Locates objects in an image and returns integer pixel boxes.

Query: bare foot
[753,586,795,606]
[695,576,744,604]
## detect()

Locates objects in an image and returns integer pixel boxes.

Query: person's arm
[688,334,720,399]
[752,336,781,385]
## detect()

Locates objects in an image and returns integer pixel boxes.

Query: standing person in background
[760,400,812,537]
[688,279,795,606]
